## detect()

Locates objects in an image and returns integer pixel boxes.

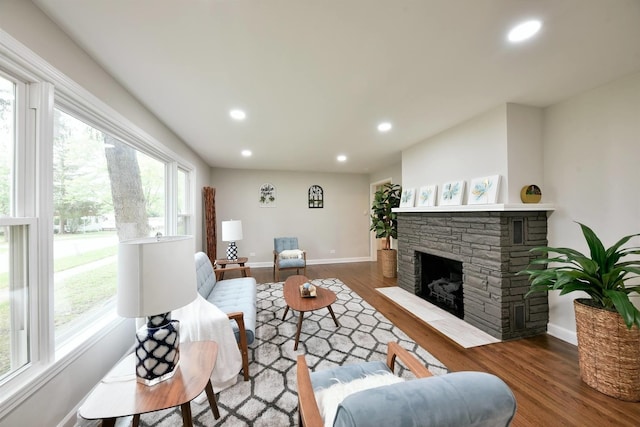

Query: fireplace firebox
[419,252,464,319]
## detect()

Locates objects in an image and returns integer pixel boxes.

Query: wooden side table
[78,341,220,427]
[215,257,250,280]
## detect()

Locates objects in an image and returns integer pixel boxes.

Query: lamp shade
[222,220,243,242]
[117,235,197,318]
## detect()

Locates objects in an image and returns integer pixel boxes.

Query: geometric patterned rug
[92,278,448,426]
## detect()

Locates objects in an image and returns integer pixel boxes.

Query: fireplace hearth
[397,209,549,341]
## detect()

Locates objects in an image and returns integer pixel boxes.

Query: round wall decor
[520,185,542,203]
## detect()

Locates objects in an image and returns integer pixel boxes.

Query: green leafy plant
[519,222,640,329]
[369,183,401,250]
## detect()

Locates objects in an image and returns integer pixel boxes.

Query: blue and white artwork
[469,175,501,204]
[440,180,465,206]
[417,185,437,207]
[400,188,416,208]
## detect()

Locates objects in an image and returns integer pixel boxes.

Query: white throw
[174,294,243,393]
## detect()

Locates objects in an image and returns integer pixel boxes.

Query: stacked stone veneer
[397,211,548,341]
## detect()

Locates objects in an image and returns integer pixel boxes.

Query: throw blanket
[279,249,303,259]
[174,294,243,392]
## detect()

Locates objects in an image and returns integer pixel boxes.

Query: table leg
[205,379,221,419]
[327,305,340,327]
[219,265,226,280]
[282,305,290,321]
[101,419,116,427]
[180,402,193,426]
[294,311,305,350]
[132,414,140,427]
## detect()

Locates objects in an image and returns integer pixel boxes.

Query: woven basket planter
[574,298,640,401]
[380,249,397,278]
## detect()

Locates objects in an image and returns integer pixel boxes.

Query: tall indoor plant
[370,183,401,278]
[519,222,640,401]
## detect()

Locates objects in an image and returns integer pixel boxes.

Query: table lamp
[222,220,243,260]
[117,235,197,385]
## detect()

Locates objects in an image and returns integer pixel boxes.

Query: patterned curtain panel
[203,186,217,264]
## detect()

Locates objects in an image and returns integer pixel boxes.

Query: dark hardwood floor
[249,262,639,426]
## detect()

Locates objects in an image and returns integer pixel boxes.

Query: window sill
[0,312,127,419]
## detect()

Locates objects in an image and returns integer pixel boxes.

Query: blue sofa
[195,252,257,381]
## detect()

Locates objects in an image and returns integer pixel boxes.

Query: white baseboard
[247,257,371,269]
[547,323,577,346]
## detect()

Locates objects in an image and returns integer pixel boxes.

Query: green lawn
[0,243,118,378]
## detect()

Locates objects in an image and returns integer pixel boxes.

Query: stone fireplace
[397,209,549,341]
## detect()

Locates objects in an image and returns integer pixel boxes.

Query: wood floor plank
[248,262,640,426]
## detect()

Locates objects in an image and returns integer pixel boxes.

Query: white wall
[369,161,402,186]
[211,168,371,265]
[542,71,640,343]
[506,104,544,203]
[0,1,210,425]
[401,105,510,204]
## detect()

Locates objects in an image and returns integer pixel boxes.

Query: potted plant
[519,222,640,401]
[370,183,401,278]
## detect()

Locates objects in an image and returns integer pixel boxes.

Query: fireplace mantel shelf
[394,203,555,213]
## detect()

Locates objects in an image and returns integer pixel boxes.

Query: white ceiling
[33,0,640,174]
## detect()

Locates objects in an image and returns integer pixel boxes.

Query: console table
[78,341,220,427]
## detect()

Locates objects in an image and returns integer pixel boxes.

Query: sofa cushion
[278,257,306,268]
[195,252,217,299]
[208,277,257,344]
[332,371,517,427]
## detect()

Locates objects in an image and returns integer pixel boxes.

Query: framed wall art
[417,185,437,207]
[308,185,324,208]
[400,188,416,208]
[468,175,500,205]
[440,180,465,206]
[259,183,276,207]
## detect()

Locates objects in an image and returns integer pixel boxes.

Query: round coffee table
[282,275,340,350]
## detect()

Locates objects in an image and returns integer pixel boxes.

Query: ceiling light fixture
[337,155,347,162]
[377,122,392,132]
[229,109,246,120]
[241,150,252,157]
[508,20,542,43]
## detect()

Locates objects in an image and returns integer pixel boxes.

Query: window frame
[0,30,196,414]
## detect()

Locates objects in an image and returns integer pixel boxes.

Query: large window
[52,110,167,345]
[0,72,32,383]
[0,48,195,396]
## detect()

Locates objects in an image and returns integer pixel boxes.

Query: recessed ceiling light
[241,150,252,157]
[508,20,542,43]
[377,122,392,132]
[337,155,347,162]
[229,109,246,120]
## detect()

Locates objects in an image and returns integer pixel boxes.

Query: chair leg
[228,312,250,381]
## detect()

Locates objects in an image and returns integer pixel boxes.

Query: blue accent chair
[273,237,307,281]
[297,342,517,427]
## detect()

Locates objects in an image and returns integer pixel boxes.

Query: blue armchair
[297,342,517,427]
[273,237,307,281]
